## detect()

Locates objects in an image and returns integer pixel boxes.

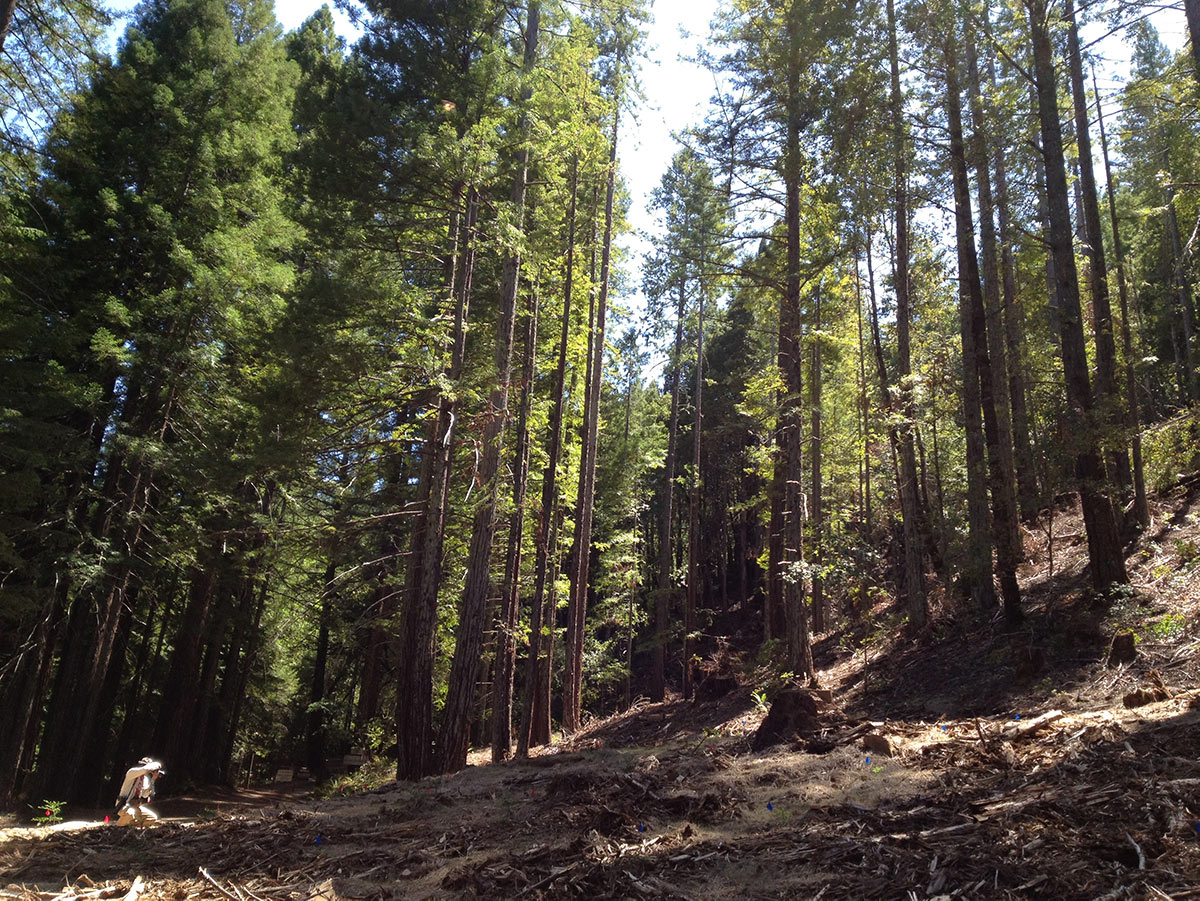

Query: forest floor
[2,478,1200,900]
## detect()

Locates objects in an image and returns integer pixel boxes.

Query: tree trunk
[986,45,1040,521]
[810,286,824,635]
[1027,0,1128,590]
[395,184,476,780]
[685,285,703,699]
[944,38,998,612]
[654,279,685,700]
[1185,0,1200,85]
[856,257,872,538]
[1164,166,1199,402]
[1094,66,1149,528]
[493,283,538,762]
[518,158,577,756]
[564,103,619,732]
[306,562,335,783]
[886,0,927,626]
[780,1,813,679]
[1066,0,1129,488]
[437,0,540,776]
[964,29,1023,621]
[0,0,17,54]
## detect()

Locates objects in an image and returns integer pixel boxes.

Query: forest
[1,0,1200,877]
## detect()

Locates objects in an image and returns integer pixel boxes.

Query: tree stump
[1108,631,1137,667]
[751,688,820,751]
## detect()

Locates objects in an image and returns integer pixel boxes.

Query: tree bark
[493,283,538,762]
[395,184,476,780]
[780,1,813,678]
[564,102,619,732]
[1026,0,1128,590]
[685,283,703,698]
[1094,66,1149,528]
[654,278,685,700]
[437,0,540,776]
[965,29,1023,621]
[518,158,577,756]
[0,0,16,54]
[810,287,824,635]
[886,0,927,626]
[1185,0,1200,86]
[1065,0,1129,488]
[985,44,1040,521]
[944,38,998,612]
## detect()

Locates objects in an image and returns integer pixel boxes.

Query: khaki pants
[116,802,158,826]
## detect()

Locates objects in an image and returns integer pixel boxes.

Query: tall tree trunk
[0,0,16,53]
[1164,164,1199,402]
[1031,83,1062,348]
[965,29,1023,621]
[944,38,998,612]
[493,283,538,762]
[1094,66,1149,528]
[564,102,619,732]
[1185,0,1200,85]
[395,183,476,780]
[437,0,540,776]
[856,257,873,539]
[886,0,927,626]
[1065,0,1129,488]
[810,286,824,635]
[306,561,335,783]
[685,286,703,699]
[780,1,813,679]
[1027,0,1128,590]
[654,279,685,701]
[518,158,577,756]
[986,45,1040,521]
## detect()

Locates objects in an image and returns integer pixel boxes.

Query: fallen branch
[1001,710,1064,742]
[1125,832,1145,870]
[199,868,240,901]
[516,863,576,897]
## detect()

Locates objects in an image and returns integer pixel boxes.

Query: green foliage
[1142,409,1200,492]
[29,800,65,825]
[1146,613,1187,641]
[315,758,395,800]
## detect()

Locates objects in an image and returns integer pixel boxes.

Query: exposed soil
[2,483,1199,900]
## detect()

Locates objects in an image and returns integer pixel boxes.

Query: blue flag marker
[1014,714,1020,720]
[315,834,323,846]
[638,823,645,833]
[766,801,773,811]
[865,757,871,765]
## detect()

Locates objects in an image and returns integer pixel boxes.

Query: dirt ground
[2,481,1199,900]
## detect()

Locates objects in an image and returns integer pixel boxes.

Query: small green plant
[1147,613,1187,641]
[1174,538,1198,567]
[30,800,64,825]
[751,689,769,713]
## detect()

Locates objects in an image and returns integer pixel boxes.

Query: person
[114,758,165,826]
